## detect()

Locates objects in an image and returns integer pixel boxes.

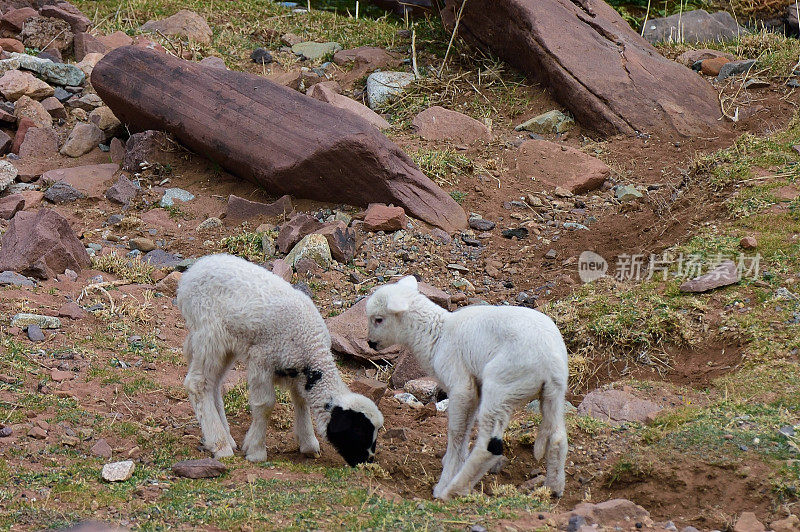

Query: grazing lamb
[366,276,568,499]
[177,253,383,467]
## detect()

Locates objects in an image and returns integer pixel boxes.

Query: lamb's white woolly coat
[177,253,383,465]
[366,276,568,499]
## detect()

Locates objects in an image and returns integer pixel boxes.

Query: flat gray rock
[679,259,739,292]
[642,9,746,44]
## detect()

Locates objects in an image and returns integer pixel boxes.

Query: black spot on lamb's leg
[302,366,323,391]
[276,368,298,378]
[487,437,503,456]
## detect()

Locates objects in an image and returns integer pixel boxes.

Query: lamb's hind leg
[538,381,567,497]
[438,384,513,500]
[183,332,234,458]
[241,356,276,462]
[212,352,238,451]
[290,385,320,457]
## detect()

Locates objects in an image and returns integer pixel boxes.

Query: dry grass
[91,252,156,284]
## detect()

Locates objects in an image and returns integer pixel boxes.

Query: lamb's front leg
[433,386,478,499]
[290,385,320,457]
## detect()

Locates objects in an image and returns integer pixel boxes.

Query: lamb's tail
[534,382,565,461]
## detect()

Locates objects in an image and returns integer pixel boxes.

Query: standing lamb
[366,276,568,499]
[177,253,384,467]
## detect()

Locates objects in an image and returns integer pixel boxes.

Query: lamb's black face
[326,406,377,467]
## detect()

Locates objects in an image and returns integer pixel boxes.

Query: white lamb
[366,276,568,500]
[177,253,383,467]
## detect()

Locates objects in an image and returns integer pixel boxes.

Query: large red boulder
[0,208,90,279]
[442,0,724,138]
[92,46,467,232]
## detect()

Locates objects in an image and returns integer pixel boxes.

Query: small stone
[501,227,528,240]
[88,106,121,131]
[616,184,643,202]
[350,377,388,406]
[105,175,138,205]
[160,187,194,207]
[0,426,12,437]
[366,71,415,109]
[60,122,103,157]
[680,260,740,293]
[717,59,757,82]
[28,426,47,439]
[363,204,406,232]
[291,41,342,61]
[515,110,574,134]
[155,271,182,295]
[250,48,273,64]
[554,186,572,198]
[44,181,84,204]
[285,233,332,269]
[199,56,226,69]
[101,460,135,482]
[404,377,440,404]
[90,438,112,458]
[172,458,227,479]
[14,95,52,128]
[58,302,87,319]
[140,10,212,44]
[50,369,72,381]
[129,237,156,252]
[468,217,495,231]
[740,236,757,249]
[26,324,45,341]
[11,313,61,329]
[544,249,558,260]
[384,427,408,440]
[700,56,730,76]
[196,217,222,232]
[0,270,34,286]
[733,512,765,532]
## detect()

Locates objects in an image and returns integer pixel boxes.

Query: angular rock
[76,52,103,78]
[366,70,415,109]
[642,9,744,44]
[97,30,133,50]
[350,377,388,406]
[679,260,739,293]
[42,164,120,199]
[412,106,491,144]
[0,208,91,279]
[313,221,358,263]
[0,130,11,155]
[20,16,73,53]
[73,32,108,61]
[160,187,194,207]
[363,204,406,232]
[172,457,227,479]
[511,140,610,194]
[101,460,135,482]
[271,258,292,282]
[469,217,495,231]
[89,106,121,132]
[326,298,409,363]
[40,96,67,119]
[140,10,212,44]
[195,217,222,232]
[285,233,332,269]
[90,438,112,458]
[92,46,466,232]
[11,313,61,329]
[733,512,765,532]
[105,175,137,205]
[14,95,52,128]
[225,194,292,224]
[615,184,643,201]
[0,193,24,219]
[577,389,662,424]
[142,249,181,268]
[442,0,724,138]
[770,515,799,532]
[129,237,155,252]
[404,377,440,403]
[155,271,181,295]
[717,59,757,82]
[676,48,735,67]
[390,350,426,388]
[276,213,325,254]
[0,7,36,34]
[122,129,169,172]
[0,159,17,191]
[2,52,84,86]
[27,323,45,341]
[333,46,402,71]
[0,38,24,54]
[109,137,125,163]
[40,2,92,33]
[200,56,227,69]
[0,270,33,286]
[291,41,342,60]
[740,236,757,249]
[18,127,58,158]
[570,498,650,525]
[700,56,730,76]
[0,70,54,100]
[307,82,390,130]
[58,301,88,319]
[61,122,103,157]
[28,425,47,438]
[44,181,84,203]
[515,110,574,134]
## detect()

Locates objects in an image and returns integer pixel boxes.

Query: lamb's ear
[396,275,418,291]
[386,293,410,314]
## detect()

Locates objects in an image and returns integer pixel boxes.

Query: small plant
[450,190,467,203]
[221,230,274,261]
[91,253,155,284]
[411,149,473,187]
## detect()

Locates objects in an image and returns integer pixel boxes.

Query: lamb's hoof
[300,442,321,458]
[227,435,238,451]
[212,445,234,459]
[246,449,269,462]
[545,481,564,499]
